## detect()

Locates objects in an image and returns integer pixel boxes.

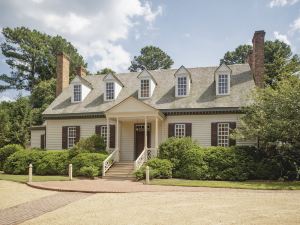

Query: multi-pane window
[140,79,150,98]
[177,76,187,96]
[175,124,186,138]
[106,82,114,100]
[68,127,76,148]
[218,74,229,94]
[217,123,229,147]
[101,126,107,143]
[73,85,82,102]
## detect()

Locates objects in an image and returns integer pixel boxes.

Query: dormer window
[73,84,82,102]
[177,76,187,96]
[215,63,232,96]
[174,66,191,98]
[105,82,115,101]
[140,79,150,98]
[137,70,157,99]
[217,74,229,95]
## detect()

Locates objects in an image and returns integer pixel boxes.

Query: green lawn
[150,179,300,190]
[0,172,74,183]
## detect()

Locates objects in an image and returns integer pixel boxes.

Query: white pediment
[215,63,232,74]
[106,97,157,114]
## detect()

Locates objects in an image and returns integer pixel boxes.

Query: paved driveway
[1,180,300,225]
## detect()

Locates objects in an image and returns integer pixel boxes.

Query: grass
[0,172,75,183]
[150,179,300,190]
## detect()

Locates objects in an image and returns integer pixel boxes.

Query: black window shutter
[229,122,236,146]
[75,126,80,144]
[40,134,45,149]
[211,123,218,146]
[168,123,175,137]
[62,126,68,149]
[110,125,115,148]
[185,123,192,137]
[95,125,101,135]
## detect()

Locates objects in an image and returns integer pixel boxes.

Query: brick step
[103,176,136,181]
[107,169,134,173]
[105,172,134,176]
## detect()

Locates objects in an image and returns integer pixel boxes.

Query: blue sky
[0,0,299,101]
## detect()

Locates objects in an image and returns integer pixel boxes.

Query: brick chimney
[249,30,265,88]
[56,52,70,97]
[76,66,86,77]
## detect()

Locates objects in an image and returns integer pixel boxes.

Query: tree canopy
[235,76,300,149]
[0,27,87,92]
[129,45,174,72]
[220,40,300,86]
[95,68,116,75]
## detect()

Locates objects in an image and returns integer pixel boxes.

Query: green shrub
[3,150,45,174]
[69,135,106,158]
[79,166,99,178]
[135,158,173,180]
[35,151,70,175]
[159,137,198,171]
[71,153,107,177]
[0,144,24,170]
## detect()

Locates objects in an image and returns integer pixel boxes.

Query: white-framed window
[68,127,76,148]
[177,76,187,96]
[105,82,114,100]
[217,123,229,147]
[73,84,82,102]
[101,126,107,143]
[217,74,229,95]
[140,79,150,98]
[175,124,186,138]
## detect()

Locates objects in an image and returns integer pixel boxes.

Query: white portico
[102,97,164,176]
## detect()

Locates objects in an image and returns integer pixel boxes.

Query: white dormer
[71,76,92,103]
[215,63,232,96]
[103,73,124,101]
[174,66,191,97]
[137,70,157,99]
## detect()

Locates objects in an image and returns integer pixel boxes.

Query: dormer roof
[174,65,192,83]
[71,75,93,89]
[103,73,124,87]
[137,69,158,85]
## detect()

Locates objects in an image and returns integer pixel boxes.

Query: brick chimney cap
[57,52,70,61]
[254,30,266,35]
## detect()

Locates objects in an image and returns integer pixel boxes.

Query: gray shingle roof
[43,64,255,116]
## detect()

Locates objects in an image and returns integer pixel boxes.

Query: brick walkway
[0,192,92,225]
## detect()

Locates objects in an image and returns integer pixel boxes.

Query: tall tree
[220,40,300,86]
[129,45,174,72]
[0,27,87,92]
[95,68,116,75]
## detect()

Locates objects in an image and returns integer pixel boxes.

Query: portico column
[155,117,158,149]
[116,117,119,149]
[106,117,110,150]
[144,116,147,149]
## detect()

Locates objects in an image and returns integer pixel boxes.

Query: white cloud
[273,31,291,45]
[290,17,300,33]
[184,33,191,38]
[0,96,14,102]
[269,0,299,7]
[0,0,163,72]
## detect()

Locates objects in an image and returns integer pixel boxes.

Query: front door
[135,124,151,159]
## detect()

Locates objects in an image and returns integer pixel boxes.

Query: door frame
[134,123,151,159]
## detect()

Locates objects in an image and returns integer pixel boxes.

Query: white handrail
[102,148,119,177]
[134,148,147,171]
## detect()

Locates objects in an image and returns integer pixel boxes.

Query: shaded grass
[0,172,75,183]
[151,179,300,190]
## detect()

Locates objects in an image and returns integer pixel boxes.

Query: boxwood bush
[3,150,46,174]
[71,152,107,177]
[135,158,173,180]
[35,151,70,175]
[0,144,24,170]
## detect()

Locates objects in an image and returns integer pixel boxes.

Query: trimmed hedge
[0,144,24,170]
[71,153,107,177]
[35,151,69,175]
[135,158,173,180]
[3,150,45,174]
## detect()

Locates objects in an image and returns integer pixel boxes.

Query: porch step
[103,161,135,181]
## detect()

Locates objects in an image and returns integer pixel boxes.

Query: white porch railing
[134,147,158,171]
[102,148,119,177]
